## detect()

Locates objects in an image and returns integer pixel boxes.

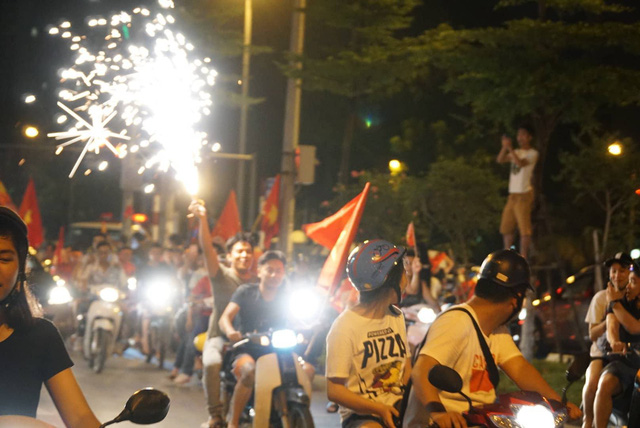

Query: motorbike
[221,329,315,428]
[0,388,170,428]
[141,277,179,369]
[425,353,591,428]
[82,284,124,373]
[26,255,75,339]
[44,278,75,339]
[599,343,640,427]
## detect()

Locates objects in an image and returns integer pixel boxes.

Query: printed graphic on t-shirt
[357,330,407,399]
[510,163,521,175]
[470,353,494,393]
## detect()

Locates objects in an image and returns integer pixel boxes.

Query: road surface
[37,348,341,427]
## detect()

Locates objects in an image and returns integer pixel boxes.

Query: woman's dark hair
[0,209,40,330]
[359,262,404,305]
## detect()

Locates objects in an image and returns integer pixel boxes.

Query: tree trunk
[602,191,612,258]
[338,101,357,186]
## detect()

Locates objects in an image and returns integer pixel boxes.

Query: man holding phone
[496,125,538,259]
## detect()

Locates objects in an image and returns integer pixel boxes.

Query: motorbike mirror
[99,388,170,428]
[566,352,591,383]
[428,365,463,393]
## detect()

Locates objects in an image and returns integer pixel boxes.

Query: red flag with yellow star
[18,178,44,249]
[260,175,280,249]
[211,190,242,241]
[313,182,370,295]
[0,179,17,211]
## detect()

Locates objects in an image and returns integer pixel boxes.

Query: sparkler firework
[47,2,216,195]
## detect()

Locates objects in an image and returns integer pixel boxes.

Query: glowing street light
[24,126,39,138]
[24,94,36,104]
[389,159,403,175]
[608,142,623,156]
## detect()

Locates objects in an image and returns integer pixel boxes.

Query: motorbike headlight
[260,335,271,347]
[417,307,437,324]
[271,329,297,349]
[146,281,173,308]
[99,287,120,303]
[289,288,322,323]
[48,285,73,305]
[127,277,137,291]
[491,404,558,428]
[515,404,556,428]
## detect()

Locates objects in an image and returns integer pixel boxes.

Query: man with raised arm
[188,200,257,428]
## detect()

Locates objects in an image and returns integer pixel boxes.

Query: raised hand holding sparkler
[188,199,207,219]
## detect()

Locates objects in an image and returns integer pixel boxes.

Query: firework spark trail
[47,2,217,194]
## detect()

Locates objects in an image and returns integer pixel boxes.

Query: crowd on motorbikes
[8,196,614,428]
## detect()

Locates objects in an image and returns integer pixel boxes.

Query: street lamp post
[278,0,306,259]
[236,0,253,224]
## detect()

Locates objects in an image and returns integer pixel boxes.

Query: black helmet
[478,249,532,291]
[604,252,632,268]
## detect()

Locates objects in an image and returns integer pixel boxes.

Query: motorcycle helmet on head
[347,240,406,300]
[478,249,533,291]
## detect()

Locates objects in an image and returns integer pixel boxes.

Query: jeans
[202,336,225,418]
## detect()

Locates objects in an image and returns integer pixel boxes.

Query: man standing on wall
[496,125,538,259]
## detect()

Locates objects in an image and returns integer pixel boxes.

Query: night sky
[2,0,640,242]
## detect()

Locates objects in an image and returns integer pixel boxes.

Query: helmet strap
[1,274,24,310]
[507,291,526,323]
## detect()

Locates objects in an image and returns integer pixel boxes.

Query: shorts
[500,191,534,236]
[602,359,638,398]
[342,414,384,428]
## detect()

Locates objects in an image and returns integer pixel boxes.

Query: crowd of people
[11,193,637,428]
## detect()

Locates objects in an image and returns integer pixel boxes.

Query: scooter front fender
[254,353,280,428]
[253,352,312,428]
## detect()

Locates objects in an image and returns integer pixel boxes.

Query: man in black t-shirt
[218,250,292,428]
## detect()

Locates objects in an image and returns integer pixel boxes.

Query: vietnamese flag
[0,179,17,211]
[18,178,44,249]
[313,182,370,295]
[211,190,242,241]
[406,222,416,248]
[303,186,369,250]
[260,175,280,249]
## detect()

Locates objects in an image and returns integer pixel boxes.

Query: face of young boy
[609,262,630,291]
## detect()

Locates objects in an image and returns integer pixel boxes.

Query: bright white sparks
[47,1,217,194]
[48,102,130,177]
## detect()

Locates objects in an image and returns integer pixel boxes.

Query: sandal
[326,401,339,413]
[200,416,225,428]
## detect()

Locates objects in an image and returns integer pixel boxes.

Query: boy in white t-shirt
[403,249,582,427]
[496,125,538,259]
[326,240,412,428]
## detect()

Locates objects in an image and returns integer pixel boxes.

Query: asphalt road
[36,348,341,427]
